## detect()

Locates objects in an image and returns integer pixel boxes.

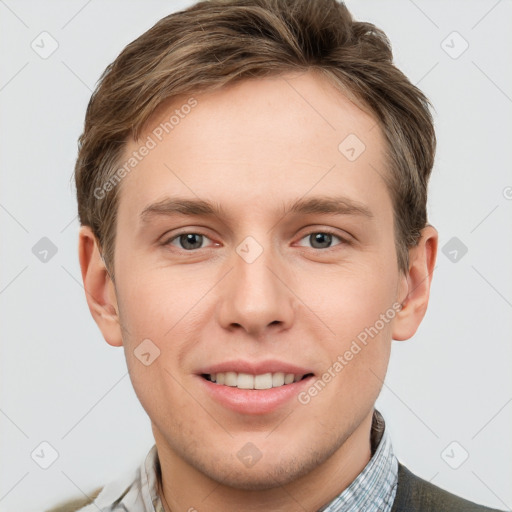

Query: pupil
[181,233,202,250]
[311,233,331,249]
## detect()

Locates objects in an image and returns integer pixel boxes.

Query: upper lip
[197,360,315,376]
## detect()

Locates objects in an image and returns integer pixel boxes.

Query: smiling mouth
[201,372,314,390]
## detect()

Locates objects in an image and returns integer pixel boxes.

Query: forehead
[117,71,390,222]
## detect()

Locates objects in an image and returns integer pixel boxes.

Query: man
[49,0,503,510]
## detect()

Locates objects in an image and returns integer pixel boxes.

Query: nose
[216,238,296,337]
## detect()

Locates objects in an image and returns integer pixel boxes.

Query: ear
[78,226,123,347]
[392,225,438,341]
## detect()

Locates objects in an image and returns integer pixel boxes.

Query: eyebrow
[140,198,225,223]
[139,195,373,224]
[287,196,373,218]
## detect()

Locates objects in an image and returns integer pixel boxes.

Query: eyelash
[162,229,349,252]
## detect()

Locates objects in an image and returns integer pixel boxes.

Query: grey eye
[309,233,334,249]
[297,232,342,249]
[175,233,205,250]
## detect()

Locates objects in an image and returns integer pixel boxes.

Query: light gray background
[1,1,511,511]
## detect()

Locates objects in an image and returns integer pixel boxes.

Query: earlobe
[392,225,438,341]
[78,226,123,347]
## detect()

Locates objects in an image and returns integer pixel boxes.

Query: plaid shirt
[76,410,397,512]
[319,410,398,512]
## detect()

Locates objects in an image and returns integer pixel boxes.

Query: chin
[204,463,307,491]
[195,447,332,491]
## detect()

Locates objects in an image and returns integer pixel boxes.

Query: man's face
[112,71,406,488]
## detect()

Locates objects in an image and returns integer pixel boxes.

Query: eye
[166,232,213,251]
[297,231,345,249]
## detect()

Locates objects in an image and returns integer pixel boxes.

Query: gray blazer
[391,463,504,512]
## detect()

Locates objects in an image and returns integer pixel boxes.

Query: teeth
[237,373,254,389]
[207,371,307,389]
[254,373,272,389]
[225,371,237,387]
[272,372,285,387]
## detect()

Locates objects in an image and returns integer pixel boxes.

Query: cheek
[294,257,397,401]
[115,269,211,396]
[300,259,399,341]
[124,353,202,449]
[298,297,393,425]
[116,275,199,420]
[116,267,204,340]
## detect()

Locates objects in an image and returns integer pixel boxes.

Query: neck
[154,410,374,512]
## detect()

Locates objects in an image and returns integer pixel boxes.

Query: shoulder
[44,446,157,512]
[392,463,505,512]
[44,487,103,512]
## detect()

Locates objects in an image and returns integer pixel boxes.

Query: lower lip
[197,375,315,415]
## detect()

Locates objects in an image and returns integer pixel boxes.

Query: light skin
[79,71,437,512]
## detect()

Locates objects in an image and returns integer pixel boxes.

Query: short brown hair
[75,0,436,278]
